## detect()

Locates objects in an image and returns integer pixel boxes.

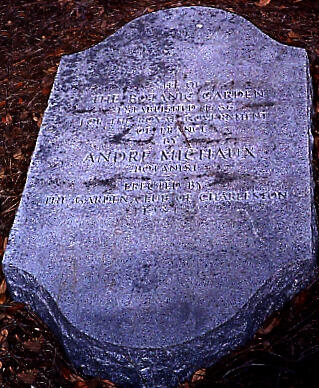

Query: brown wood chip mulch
[0,0,319,387]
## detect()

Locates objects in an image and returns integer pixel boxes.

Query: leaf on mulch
[53,48,66,57]
[17,369,39,384]
[23,336,44,352]
[1,237,8,254]
[41,75,53,88]
[42,87,51,95]
[58,0,75,8]
[61,365,85,383]
[292,288,310,313]
[45,66,58,74]
[73,382,89,388]
[288,30,300,39]
[191,368,206,382]
[19,110,29,120]
[256,316,280,335]
[101,378,117,387]
[0,279,6,295]
[256,0,271,7]
[13,150,23,160]
[32,113,43,128]
[1,113,12,125]
[0,279,6,304]
[0,329,8,344]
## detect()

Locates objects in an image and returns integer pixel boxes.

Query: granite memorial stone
[2,6,317,388]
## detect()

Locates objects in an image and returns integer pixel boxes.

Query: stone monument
[2,6,317,388]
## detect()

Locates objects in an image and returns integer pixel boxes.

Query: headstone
[2,6,316,388]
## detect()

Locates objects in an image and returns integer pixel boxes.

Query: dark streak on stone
[176,120,191,147]
[110,127,132,144]
[241,101,275,109]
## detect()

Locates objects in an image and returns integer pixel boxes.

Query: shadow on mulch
[0,0,319,387]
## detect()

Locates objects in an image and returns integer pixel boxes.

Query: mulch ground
[0,0,319,387]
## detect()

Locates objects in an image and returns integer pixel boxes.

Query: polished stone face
[2,6,316,388]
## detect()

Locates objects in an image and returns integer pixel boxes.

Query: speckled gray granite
[2,6,317,388]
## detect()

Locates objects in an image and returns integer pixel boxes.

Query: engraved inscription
[44,189,289,215]
[47,77,278,215]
